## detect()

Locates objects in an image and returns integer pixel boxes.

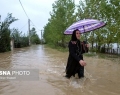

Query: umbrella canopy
[64,19,106,34]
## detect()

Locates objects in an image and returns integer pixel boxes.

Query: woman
[65,29,89,79]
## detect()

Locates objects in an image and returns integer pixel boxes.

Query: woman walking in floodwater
[65,29,89,79]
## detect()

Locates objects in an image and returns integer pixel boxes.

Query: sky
[0,0,79,38]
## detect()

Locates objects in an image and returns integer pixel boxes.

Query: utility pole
[41,30,42,44]
[0,15,1,23]
[0,15,1,38]
[28,19,31,45]
[0,15,1,27]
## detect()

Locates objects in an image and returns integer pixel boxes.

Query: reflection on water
[0,45,120,95]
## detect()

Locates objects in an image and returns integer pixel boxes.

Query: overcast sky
[0,0,79,38]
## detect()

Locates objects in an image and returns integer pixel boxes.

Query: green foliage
[43,0,76,47]
[11,28,29,48]
[43,0,120,52]
[10,27,40,48]
[77,0,120,52]
[30,27,40,44]
[0,13,18,52]
[0,28,11,52]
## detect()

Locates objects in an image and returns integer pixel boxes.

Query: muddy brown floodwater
[0,45,120,95]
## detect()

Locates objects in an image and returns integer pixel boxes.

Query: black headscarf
[71,29,79,41]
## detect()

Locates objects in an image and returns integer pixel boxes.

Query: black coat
[65,40,88,78]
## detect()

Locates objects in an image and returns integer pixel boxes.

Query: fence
[104,48,120,55]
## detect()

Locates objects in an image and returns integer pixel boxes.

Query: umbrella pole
[83,26,87,43]
[85,34,87,42]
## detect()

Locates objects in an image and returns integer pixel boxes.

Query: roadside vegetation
[0,13,40,53]
[43,0,120,54]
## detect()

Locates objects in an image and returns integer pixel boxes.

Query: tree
[30,27,40,44]
[11,28,29,48]
[43,0,76,47]
[0,13,17,52]
[77,0,120,52]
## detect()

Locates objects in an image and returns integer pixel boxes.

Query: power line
[19,0,29,19]
[19,22,28,31]
[19,0,41,32]
[30,20,41,31]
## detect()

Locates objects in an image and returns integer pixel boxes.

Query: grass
[45,43,68,52]
[84,52,97,57]
[45,43,120,62]
[84,52,120,63]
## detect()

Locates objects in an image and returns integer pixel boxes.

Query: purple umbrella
[64,19,106,34]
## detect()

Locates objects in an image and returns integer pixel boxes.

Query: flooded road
[0,45,120,95]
